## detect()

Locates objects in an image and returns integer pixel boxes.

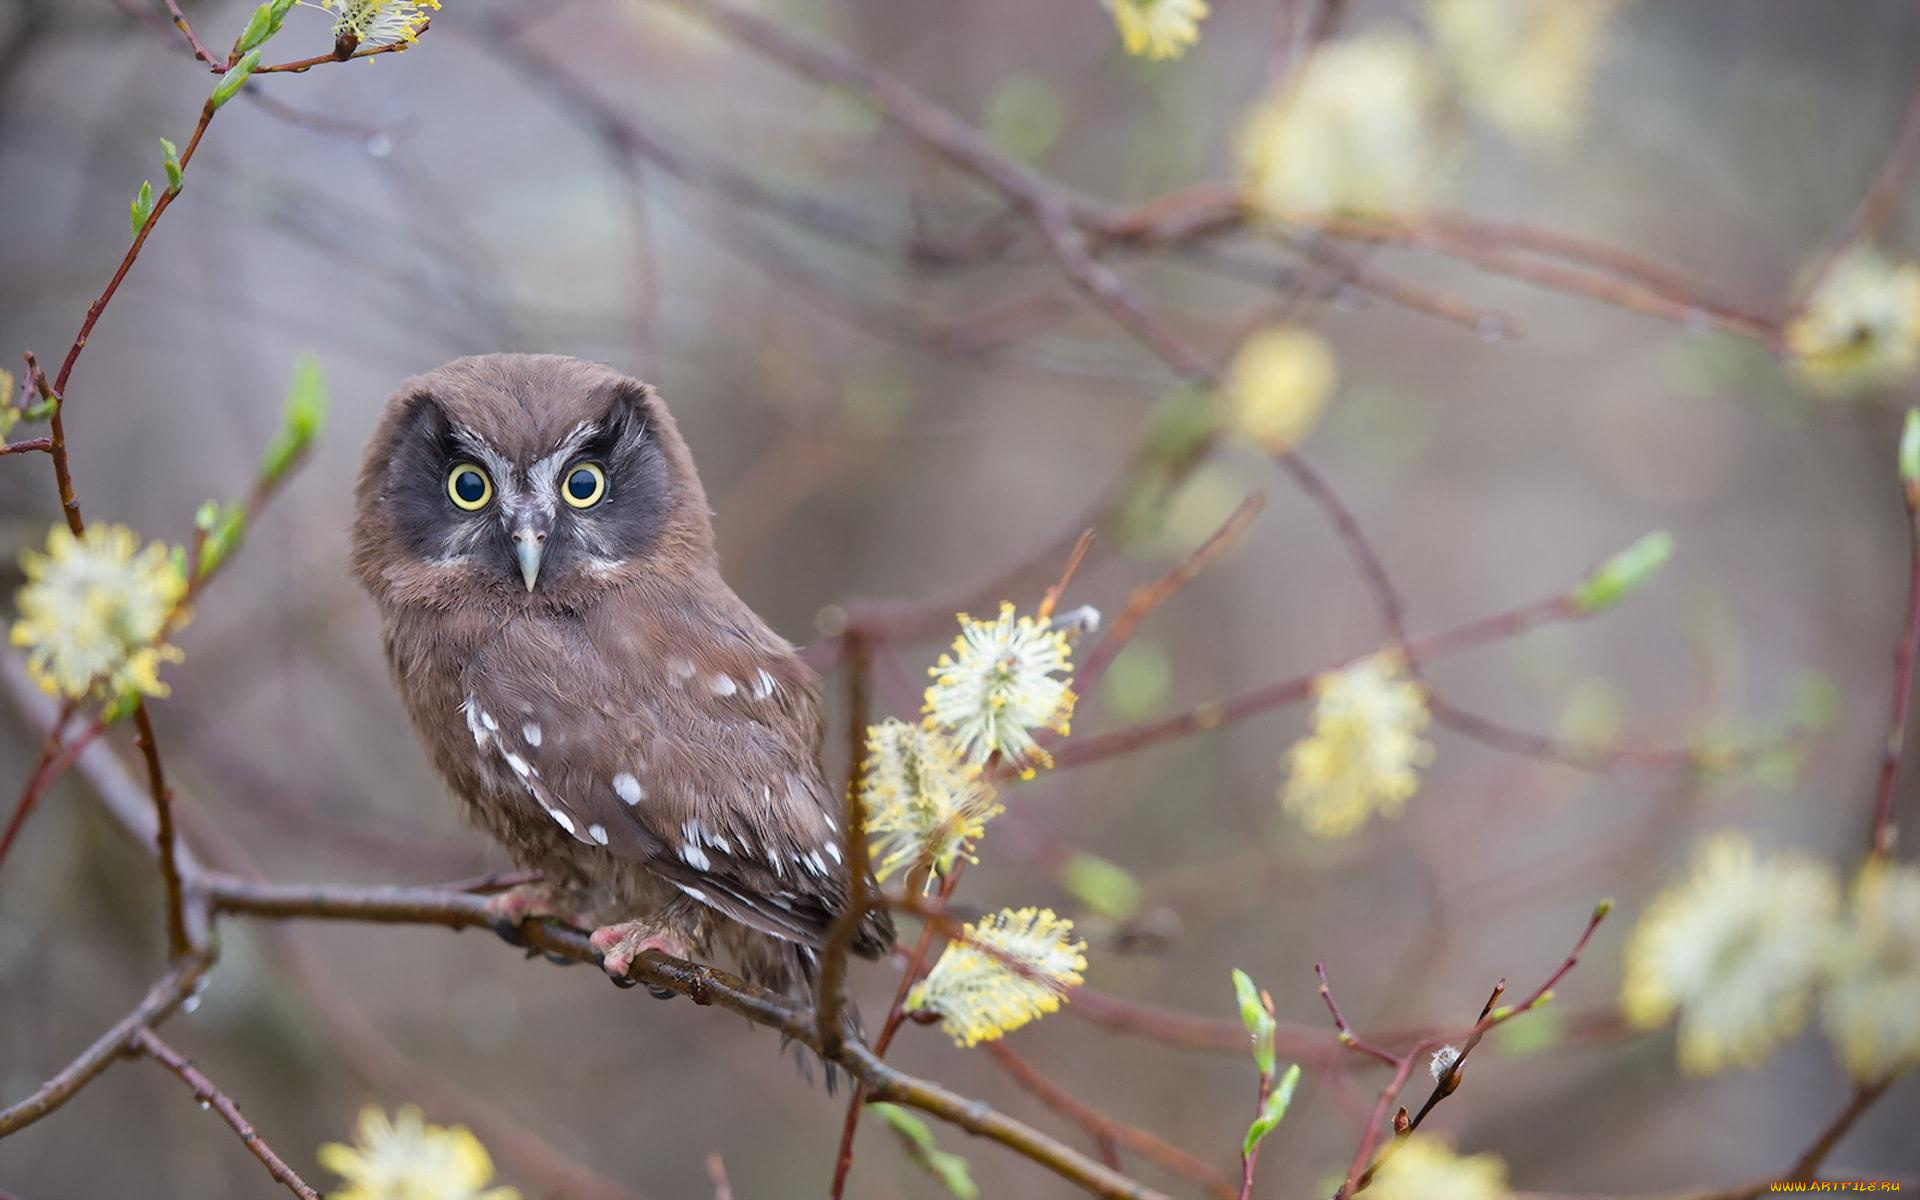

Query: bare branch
[129,1027,321,1200]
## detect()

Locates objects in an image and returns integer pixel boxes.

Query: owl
[350,353,893,1006]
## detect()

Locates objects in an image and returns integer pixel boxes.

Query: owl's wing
[463,618,887,956]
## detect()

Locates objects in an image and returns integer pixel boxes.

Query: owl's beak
[510,516,549,591]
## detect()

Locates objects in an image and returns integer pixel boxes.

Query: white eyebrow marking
[528,422,600,500]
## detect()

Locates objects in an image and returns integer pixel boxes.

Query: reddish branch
[0,702,86,865]
[1074,492,1265,694]
[984,1041,1237,1200]
[129,1027,321,1200]
[1315,964,1399,1069]
[1782,1078,1896,1183]
[1329,901,1611,1198]
[1055,594,1573,770]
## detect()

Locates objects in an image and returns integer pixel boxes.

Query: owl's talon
[486,912,529,949]
[609,973,638,989]
[590,921,692,986]
[484,883,577,952]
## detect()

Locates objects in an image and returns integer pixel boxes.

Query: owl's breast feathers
[445,589,892,959]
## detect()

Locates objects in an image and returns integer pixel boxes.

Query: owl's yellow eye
[562,462,606,508]
[447,463,492,511]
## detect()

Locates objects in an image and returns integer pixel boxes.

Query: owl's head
[351,354,715,612]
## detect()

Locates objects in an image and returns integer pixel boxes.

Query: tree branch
[129,1027,321,1200]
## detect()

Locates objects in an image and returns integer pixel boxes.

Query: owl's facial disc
[383,382,671,600]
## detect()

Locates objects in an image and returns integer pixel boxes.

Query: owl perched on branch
[350,354,893,1006]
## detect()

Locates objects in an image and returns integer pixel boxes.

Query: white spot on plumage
[823,813,838,833]
[613,773,644,805]
[805,851,830,877]
[547,807,576,835]
[712,835,732,855]
[480,710,499,733]
[681,843,711,870]
[462,698,488,748]
[825,841,843,864]
[522,723,542,747]
[503,751,533,778]
[710,674,738,697]
[753,669,777,699]
[668,658,696,683]
[677,884,708,903]
[587,823,609,845]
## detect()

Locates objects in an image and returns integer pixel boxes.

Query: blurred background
[3,0,1919,1196]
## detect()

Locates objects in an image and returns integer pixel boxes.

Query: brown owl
[350,353,892,1006]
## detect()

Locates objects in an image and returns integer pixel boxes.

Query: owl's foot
[484,882,579,949]
[590,921,692,995]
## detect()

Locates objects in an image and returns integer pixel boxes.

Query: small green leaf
[1231,969,1277,1078]
[129,179,154,238]
[210,49,261,110]
[1902,409,1920,487]
[874,1103,979,1199]
[159,137,183,194]
[1568,531,1673,614]
[1060,852,1143,920]
[231,2,276,55]
[197,502,246,580]
[258,355,328,484]
[1241,1063,1302,1157]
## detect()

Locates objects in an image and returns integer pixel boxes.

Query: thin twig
[0,952,210,1136]
[1074,492,1265,694]
[1870,466,1920,857]
[1333,902,1611,1198]
[129,1027,321,1200]
[816,627,874,1052]
[1314,964,1399,1069]
[984,1042,1237,1200]
[0,702,83,867]
[1782,1079,1897,1182]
